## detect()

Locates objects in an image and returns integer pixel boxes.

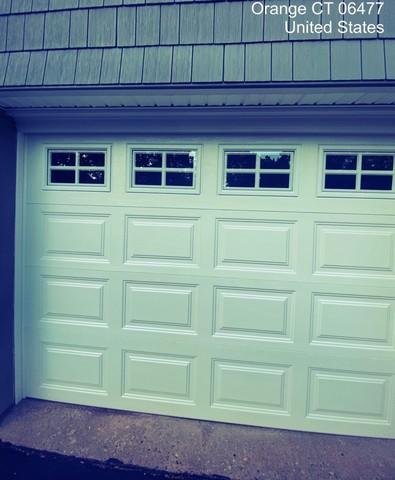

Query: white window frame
[127,144,202,194]
[43,144,111,192]
[318,145,395,199]
[218,144,298,196]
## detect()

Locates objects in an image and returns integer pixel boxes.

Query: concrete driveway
[0,399,394,480]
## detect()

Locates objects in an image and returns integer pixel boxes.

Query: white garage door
[21,136,395,438]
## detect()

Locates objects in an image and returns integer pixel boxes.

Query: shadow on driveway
[0,441,229,480]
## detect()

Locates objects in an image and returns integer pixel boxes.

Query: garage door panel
[213,286,295,343]
[40,343,108,394]
[307,368,393,426]
[124,215,200,267]
[122,350,196,405]
[310,293,395,350]
[40,275,108,326]
[43,212,108,257]
[40,212,111,265]
[123,281,197,333]
[314,222,395,278]
[215,219,297,273]
[26,206,115,267]
[211,359,291,415]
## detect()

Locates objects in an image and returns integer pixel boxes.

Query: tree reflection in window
[132,150,196,189]
[48,150,106,187]
[224,150,293,190]
[323,152,395,192]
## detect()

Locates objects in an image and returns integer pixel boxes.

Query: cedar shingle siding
[0,0,394,86]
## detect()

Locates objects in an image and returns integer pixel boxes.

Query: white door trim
[14,131,26,403]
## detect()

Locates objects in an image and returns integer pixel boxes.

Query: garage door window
[323,152,395,193]
[47,149,108,190]
[130,149,199,193]
[221,150,294,194]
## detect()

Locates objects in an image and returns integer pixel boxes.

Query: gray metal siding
[0,0,394,87]
[0,109,16,416]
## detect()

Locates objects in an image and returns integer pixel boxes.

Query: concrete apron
[0,399,394,480]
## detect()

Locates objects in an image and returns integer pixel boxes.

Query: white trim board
[6,105,395,135]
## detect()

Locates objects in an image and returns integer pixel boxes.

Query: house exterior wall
[0,0,394,438]
[0,0,394,87]
[0,109,16,416]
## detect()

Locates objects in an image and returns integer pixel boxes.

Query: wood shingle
[0,52,8,85]
[171,45,192,83]
[160,4,179,45]
[143,46,172,83]
[31,0,49,12]
[119,47,143,83]
[214,1,242,44]
[294,41,330,81]
[70,9,88,48]
[0,16,7,51]
[242,1,264,43]
[100,47,122,83]
[6,15,25,51]
[75,48,103,84]
[44,49,77,84]
[245,43,271,82]
[362,40,386,80]
[88,7,116,47]
[224,44,244,82]
[272,42,293,81]
[192,45,223,83]
[135,5,160,46]
[331,40,362,80]
[180,3,214,44]
[25,50,46,85]
[44,11,70,49]
[117,6,136,47]
[24,13,45,50]
[4,51,30,85]
[0,0,11,15]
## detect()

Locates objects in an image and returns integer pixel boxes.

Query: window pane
[50,152,76,167]
[226,173,255,188]
[325,174,356,190]
[79,152,105,167]
[135,152,162,168]
[260,153,291,170]
[326,154,357,170]
[166,172,193,187]
[79,170,105,184]
[361,175,392,191]
[362,155,394,171]
[259,173,289,188]
[50,170,76,184]
[226,154,256,169]
[134,171,162,186]
[166,153,194,169]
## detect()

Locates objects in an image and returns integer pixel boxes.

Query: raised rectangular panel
[215,219,295,271]
[123,282,196,331]
[125,216,198,266]
[43,213,107,259]
[314,223,395,277]
[122,351,194,403]
[307,369,392,424]
[41,343,105,392]
[214,287,293,341]
[41,276,106,325]
[212,360,290,414]
[311,294,394,349]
